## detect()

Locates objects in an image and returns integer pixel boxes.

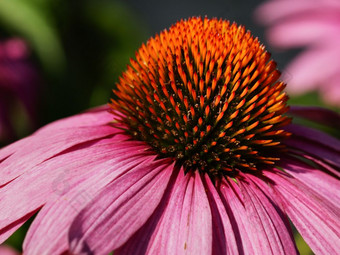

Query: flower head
[0,17,339,255]
[110,17,291,178]
[0,38,39,142]
[255,0,340,106]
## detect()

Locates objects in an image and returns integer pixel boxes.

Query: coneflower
[0,17,339,255]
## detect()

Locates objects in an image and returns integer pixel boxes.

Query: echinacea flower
[255,0,340,106]
[1,17,339,254]
[0,38,39,142]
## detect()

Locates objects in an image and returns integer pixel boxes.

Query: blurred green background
[2,0,335,254]
[0,0,148,127]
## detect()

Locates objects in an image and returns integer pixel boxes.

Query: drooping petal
[115,170,213,255]
[107,169,180,255]
[219,180,256,254]
[220,177,298,255]
[0,119,117,186]
[301,153,340,178]
[147,171,212,255]
[239,176,297,255]
[0,107,112,163]
[170,171,212,255]
[203,175,239,255]
[287,137,340,169]
[289,106,340,129]
[0,136,147,243]
[264,170,340,254]
[284,124,340,168]
[0,136,30,165]
[0,210,37,244]
[280,158,340,207]
[69,159,174,255]
[285,123,340,151]
[23,152,156,255]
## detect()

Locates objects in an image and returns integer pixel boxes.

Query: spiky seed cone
[110,17,291,178]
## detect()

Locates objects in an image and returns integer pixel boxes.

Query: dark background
[124,0,297,66]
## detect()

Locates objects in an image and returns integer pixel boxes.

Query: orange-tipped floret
[110,17,291,178]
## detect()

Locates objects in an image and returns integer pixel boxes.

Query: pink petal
[289,106,340,129]
[0,106,112,165]
[220,177,298,255]
[171,171,212,255]
[264,170,340,254]
[148,171,212,255]
[281,158,340,207]
[0,136,30,165]
[238,176,297,254]
[99,169,180,255]
[287,137,340,168]
[286,124,340,151]
[301,154,340,178]
[0,123,117,186]
[23,152,156,254]
[69,159,174,254]
[284,124,340,168]
[0,136,119,225]
[116,170,213,255]
[0,135,149,243]
[0,210,37,244]
[219,180,256,254]
[203,175,238,254]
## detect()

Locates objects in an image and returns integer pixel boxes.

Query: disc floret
[110,17,291,178]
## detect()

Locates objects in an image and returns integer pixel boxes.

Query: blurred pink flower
[255,0,340,106]
[0,38,39,142]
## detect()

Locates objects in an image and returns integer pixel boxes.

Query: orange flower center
[110,17,291,178]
